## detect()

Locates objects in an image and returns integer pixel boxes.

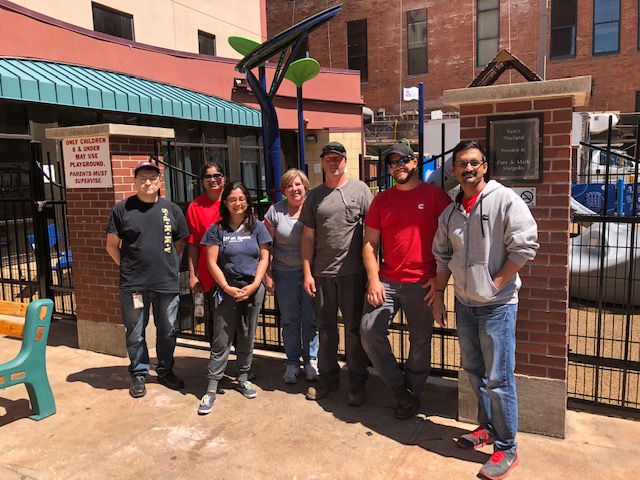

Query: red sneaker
[479,450,519,480]
[456,425,494,449]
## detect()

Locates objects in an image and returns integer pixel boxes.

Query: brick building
[0,0,364,350]
[268,1,640,117]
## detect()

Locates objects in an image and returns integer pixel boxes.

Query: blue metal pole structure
[259,66,274,200]
[234,6,342,202]
[297,85,306,175]
[245,68,282,201]
[418,82,425,180]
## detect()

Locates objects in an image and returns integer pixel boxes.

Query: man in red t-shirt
[361,142,451,419]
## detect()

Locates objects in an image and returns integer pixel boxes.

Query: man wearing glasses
[106,161,190,398]
[430,140,538,480]
[301,141,373,405]
[360,142,451,419]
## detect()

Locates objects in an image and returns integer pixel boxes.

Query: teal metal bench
[0,298,56,420]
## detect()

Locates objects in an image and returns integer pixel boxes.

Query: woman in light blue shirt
[264,169,319,384]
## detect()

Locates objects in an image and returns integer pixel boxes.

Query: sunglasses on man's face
[386,156,412,169]
[202,173,224,181]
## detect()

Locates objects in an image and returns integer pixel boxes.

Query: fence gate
[568,127,640,418]
[0,140,75,319]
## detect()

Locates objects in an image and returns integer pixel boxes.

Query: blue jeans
[455,300,518,453]
[120,290,180,377]
[274,269,318,366]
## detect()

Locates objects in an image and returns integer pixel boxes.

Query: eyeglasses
[226,197,247,204]
[202,173,224,181]
[136,175,160,183]
[454,160,486,169]
[386,156,412,169]
[323,155,344,163]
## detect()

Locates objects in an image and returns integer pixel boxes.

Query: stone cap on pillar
[44,123,175,140]
[443,76,592,109]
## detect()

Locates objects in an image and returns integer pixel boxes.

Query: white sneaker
[283,364,300,384]
[304,360,319,382]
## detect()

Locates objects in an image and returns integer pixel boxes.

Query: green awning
[0,58,261,127]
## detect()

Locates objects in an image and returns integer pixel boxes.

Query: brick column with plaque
[46,124,174,357]
[444,77,591,438]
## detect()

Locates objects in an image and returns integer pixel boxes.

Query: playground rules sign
[62,136,113,188]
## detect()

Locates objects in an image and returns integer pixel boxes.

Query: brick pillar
[46,124,174,357]
[444,77,591,438]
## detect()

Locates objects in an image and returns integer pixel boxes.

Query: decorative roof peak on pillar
[469,49,543,88]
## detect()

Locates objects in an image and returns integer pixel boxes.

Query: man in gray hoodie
[430,140,539,480]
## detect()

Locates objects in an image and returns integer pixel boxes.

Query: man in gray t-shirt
[300,142,372,406]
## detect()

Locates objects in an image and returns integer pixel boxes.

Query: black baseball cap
[320,142,346,158]
[384,143,415,163]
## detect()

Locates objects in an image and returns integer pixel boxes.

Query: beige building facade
[10,0,266,58]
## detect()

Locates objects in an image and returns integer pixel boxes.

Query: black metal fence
[164,147,461,379]
[0,141,75,319]
[568,126,640,417]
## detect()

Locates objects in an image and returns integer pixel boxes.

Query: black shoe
[306,378,339,401]
[394,396,421,419]
[392,384,420,419]
[129,375,146,398]
[158,371,185,390]
[346,382,367,407]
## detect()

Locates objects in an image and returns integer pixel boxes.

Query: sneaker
[283,364,300,384]
[346,383,367,407]
[157,371,185,390]
[306,378,339,401]
[198,392,217,415]
[479,450,519,480]
[456,425,494,449]
[238,381,258,399]
[129,375,146,398]
[304,360,319,382]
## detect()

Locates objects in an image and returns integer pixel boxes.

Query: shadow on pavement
[302,369,490,464]
[0,397,32,427]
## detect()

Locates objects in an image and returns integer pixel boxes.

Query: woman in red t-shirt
[186,162,225,336]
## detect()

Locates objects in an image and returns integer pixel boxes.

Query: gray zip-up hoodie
[432,180,539,306]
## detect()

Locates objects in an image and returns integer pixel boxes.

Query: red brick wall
[546,0,640,113]
[67,138,159,325]
[267,0,640,115]
[460,97,572,381]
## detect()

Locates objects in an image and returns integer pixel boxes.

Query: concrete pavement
[1,320,639,479]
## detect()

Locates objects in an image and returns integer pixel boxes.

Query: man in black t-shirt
[106,161,190,398]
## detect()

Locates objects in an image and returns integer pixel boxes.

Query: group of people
[106,139,538,480]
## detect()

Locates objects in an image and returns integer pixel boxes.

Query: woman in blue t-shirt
[198,182,271,415]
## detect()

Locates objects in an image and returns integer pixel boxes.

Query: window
[407,9,428,75]
[291,37,309,61]
[198,31,216,56]
[477,0,499,66]
[0,103,28,135]
[550,0,577,59]
[92,3,134,40]
[593,0,620,54]
[347,20,368,82]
